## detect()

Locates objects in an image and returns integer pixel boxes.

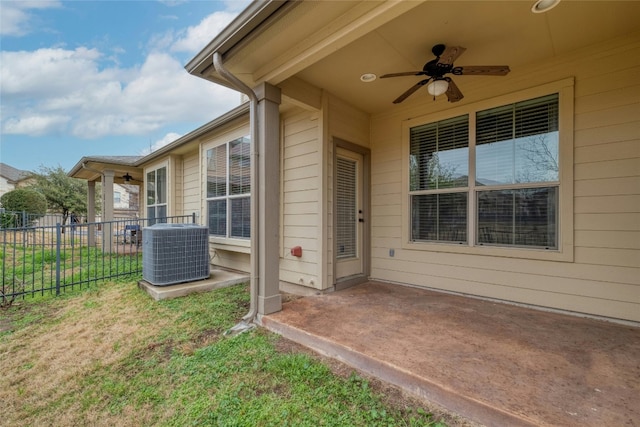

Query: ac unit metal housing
[142,223,210,286]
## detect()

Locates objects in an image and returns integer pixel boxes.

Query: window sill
[402,240,573,262]
[209,237,251,254]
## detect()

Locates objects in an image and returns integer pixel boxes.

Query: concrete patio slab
[138,269,249,301]
[261,281,640,427]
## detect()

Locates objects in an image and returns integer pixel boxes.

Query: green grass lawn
[0,281,454,426]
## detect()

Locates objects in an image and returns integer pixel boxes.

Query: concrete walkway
[262,281,640,427]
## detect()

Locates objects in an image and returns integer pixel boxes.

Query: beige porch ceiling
[190,1,640,114]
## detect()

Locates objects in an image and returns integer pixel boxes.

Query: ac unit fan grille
[142,224,210,286]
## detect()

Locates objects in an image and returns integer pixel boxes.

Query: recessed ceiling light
[360,73,377,82]
[531,0,561,13]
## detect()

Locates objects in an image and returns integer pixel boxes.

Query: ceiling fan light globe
[427,79,449,96]
[531,0,560,13]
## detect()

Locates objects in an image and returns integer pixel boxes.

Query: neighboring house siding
[369,34,640,322]
[0,176,11,197]
[280,109,321,288]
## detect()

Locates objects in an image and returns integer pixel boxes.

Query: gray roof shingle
[0,163,31,183]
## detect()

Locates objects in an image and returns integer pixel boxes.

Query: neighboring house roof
[0,162,31,183]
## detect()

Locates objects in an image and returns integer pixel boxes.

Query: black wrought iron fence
[1,214,196,304]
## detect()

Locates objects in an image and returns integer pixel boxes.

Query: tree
[28,165,89,226]
[0,188,47,227]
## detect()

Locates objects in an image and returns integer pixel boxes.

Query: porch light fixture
[531,0,561,13]
[427,79,449,96]
[360,73,377,82]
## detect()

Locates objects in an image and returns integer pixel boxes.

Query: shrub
[0,188,47,227]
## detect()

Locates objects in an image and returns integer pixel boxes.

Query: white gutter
[213,52,260,335]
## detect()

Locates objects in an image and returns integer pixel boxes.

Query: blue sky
[0,0,250,173]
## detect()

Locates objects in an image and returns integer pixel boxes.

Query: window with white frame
[409,93,559,249]
[206,135,251,239]
[146,166,167,224]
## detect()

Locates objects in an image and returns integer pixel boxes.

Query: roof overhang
[67,156,144,183]
[68,103,250,182]
[186,0,640,114]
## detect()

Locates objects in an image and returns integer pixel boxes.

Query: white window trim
[144,160,170,220]
[201,125,251,251]
[401,78,574,262]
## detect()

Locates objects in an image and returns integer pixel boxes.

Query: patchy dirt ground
[1,285,478,427]
[0,288,172,426]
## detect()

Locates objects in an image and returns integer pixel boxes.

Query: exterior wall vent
[142,223,210,286]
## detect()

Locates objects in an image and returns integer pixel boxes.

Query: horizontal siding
[371,267,639,322]
[280,110,321,286]
[182,152,200,217]
[574,230,640,250]
[574,195,640,214]
[173,157,183,216]
[371,256,639,304]
[574,177,640,197]
[368,33,640,322]
[575,158,640,180]
[329,94,370,147]
[210,248,250,273]
[575,213,640,231]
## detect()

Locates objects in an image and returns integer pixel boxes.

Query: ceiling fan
[380,44,510,103]
[122,173,139,183]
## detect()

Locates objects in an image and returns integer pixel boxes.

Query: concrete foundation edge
[261,316,538,427]
[138,270,249,301]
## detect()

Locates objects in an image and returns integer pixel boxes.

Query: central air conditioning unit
[142,223,210,286]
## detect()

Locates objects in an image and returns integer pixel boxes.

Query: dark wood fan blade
[393,79,430,104]
[456,65,510,76]
[380,71,424,78]
[437,46,466,65]
[445,78,464,103]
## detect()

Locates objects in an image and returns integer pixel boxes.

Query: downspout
[213,52,260,335]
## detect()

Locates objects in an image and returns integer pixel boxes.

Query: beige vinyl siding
[368,33,640,322]
[212,250,250,273]
[281,109,321,288]
[172,155,183,216]
[182,151,200,219]
[328,94,370,148]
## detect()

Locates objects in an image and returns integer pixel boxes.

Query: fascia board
[185,0,292,77]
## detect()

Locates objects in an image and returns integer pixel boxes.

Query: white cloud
[170,11,238,54]
[1,4,248,141]
[0,1,62,36]
[224,0,252,13]
[3,114,70,136]
[1,47,109,98]
[0,47,240,138]
[139,132,183,156]
[165,0,252,54]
